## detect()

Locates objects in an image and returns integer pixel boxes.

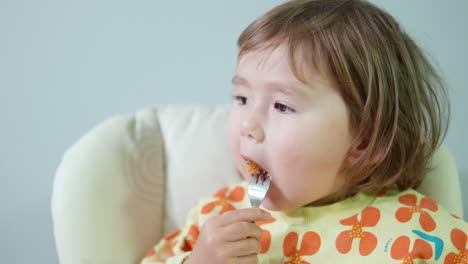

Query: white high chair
[51,104,463,264]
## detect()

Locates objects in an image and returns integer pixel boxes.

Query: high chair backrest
[51,104,463,264]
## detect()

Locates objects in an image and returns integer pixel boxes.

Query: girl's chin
[261,195,284,211]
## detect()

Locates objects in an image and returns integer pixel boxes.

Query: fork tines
[254,169,268,184]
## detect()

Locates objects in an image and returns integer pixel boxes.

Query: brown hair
[237,0,450,200]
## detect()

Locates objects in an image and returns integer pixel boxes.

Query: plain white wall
[1,0,466,263]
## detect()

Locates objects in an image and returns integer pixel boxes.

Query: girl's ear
[346,135,370,164]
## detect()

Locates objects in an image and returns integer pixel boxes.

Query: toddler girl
[142,0,467,263]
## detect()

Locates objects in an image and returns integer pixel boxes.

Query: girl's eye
[274,102,295,114]
[232,95,295,114]
[232,95,248,105]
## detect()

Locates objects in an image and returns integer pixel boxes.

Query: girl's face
[228,44,355,211]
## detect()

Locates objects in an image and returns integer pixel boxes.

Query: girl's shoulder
[357,187,467,263]
[372,187,465,223]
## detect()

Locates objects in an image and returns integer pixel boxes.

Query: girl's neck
[303,191,354,207]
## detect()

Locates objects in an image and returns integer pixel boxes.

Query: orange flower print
[395,194,438,232]
[181,225,200,251]
[377,187,388,197]
[201,186,245,215]
[335,206,380,256]
[164,229,182,241]
[256,218,277,253]
[145,229,182,257]
[145,248,156,258]
[391,236,433,263]
[168,229,184,253]
[283,231,321,264]
[444,228,468,264]
[451,214,462,220]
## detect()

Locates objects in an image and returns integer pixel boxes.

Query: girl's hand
[184,208,273,264]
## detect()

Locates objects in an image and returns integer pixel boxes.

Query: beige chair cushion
[51,104,463,264]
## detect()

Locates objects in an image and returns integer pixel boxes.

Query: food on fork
[245,159,269,177]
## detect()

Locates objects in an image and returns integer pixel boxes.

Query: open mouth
[245,159,269,177]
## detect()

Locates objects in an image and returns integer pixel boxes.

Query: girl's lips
[240,154,271,178]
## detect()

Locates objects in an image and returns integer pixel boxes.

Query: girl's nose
[240,114,265,143]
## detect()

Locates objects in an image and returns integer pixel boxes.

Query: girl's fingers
[235,253,259,264]
[224,238,261,257]
[218,208,272,227]
[222,221,264,241]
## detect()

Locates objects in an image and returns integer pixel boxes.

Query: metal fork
[247,170,271,208]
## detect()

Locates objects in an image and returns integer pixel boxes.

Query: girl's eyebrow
[231,75,249,86]
[232,74,308,97]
